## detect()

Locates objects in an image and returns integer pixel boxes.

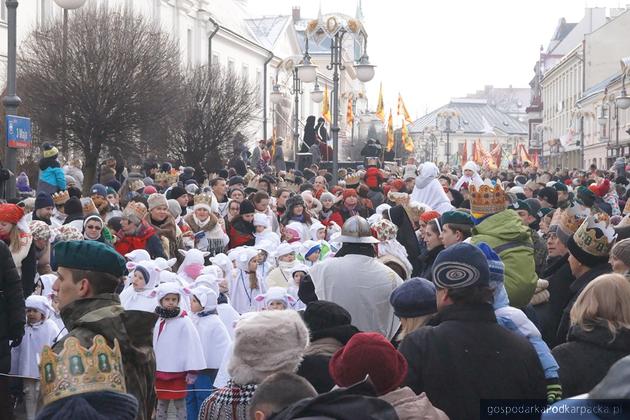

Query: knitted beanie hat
[612,238,630,265]
[228,310,309,385]
[303,300,352,332]
[147,193,168,211]
[329,332,408,395]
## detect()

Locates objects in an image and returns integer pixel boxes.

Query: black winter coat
[418,245,444,282]
[0,241,25,373]
[297,324,359,393]
[556,263,611,345]
[552,323,630,398]
[399,303,547,420]
[534,254,575,347]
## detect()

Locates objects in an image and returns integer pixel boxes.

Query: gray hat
[337,216,379,244]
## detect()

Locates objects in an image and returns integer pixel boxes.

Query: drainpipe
[207,17,219,68]
[580,38,586,169]
[263,52,274,140]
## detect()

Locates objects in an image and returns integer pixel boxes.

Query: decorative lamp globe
[296,57,317,83]
[354,55,375,83]
[54,0,87,9]
[270,84,283,105]
[617,91,630,110]
[311,84,324,103]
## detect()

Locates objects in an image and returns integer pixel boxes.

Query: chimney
[292,6,300,22]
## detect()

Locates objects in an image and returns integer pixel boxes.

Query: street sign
[6,115,31,149]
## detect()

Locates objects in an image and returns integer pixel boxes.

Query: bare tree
[170,65,259,172]
[18,5,182,189]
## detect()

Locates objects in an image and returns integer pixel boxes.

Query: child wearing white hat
[187,286,232,420]
[153,283,206,420]
[10,295,60,420]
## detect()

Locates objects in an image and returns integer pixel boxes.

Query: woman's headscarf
[454,161,483,191]
[410,162,454,214]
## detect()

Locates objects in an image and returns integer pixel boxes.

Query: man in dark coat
[399,243,547,420]
[0,241,25,419]
[556,215,613,345]
[52,240,157,420]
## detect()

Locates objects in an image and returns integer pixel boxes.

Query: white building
[528,7,609,170]
[409,98,528,166]
[3,1,371,161]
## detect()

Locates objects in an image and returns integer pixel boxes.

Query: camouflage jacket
[530,229,548,278]
[54,294,158,420]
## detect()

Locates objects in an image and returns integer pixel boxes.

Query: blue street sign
[6,115,31,149]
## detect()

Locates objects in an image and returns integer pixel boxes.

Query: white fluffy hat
[253,213,269,227]
[254,286,295,307]
[192,285,218,311]
[228,310,309,385]
[25,295,53,318]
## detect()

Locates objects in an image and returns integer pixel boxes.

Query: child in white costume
[10,295,60,420]
[186,286,232,419]
[229,247,267,314]
[254,286,296,311]
[288,264,309,311]
[153,283,206,420]
[120,261,159,312]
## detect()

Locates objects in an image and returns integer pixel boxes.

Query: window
[241,64,249,81]
[212,53,220,67]
[228,59,235,74]
[187,29,193,65]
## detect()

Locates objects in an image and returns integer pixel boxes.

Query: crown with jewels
[39,335,126,406]
[52,190,70,206]
[573,213,617,257]
[469,182,506,216]
[155,171,179,185]
[558,203,591,239]
[345,174,361,187]
[194,192,213,208]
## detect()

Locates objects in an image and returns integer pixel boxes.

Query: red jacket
[115,223,165,259]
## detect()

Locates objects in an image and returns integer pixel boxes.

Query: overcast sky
[246,0,626,119]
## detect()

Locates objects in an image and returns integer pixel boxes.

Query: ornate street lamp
[301,13,376,185]
[310,78,324,103]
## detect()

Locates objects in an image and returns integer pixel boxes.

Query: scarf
[193,214,211,229]
[197,309,218,317]
[291,215,305,223]
[155,306,181,319]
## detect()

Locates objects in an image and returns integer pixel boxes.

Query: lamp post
[299,14,375,185]
[53,0,86,157]
[2,0,19,198]
[289,68,303,167]
[436,109,460,165]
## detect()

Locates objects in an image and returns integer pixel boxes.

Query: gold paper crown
[52,190,70,205]
[573,213,617,257]
[39,335,126,406]
[123,201,147,219]
[194,192,213,207]
[345,174,360,186]
[623,199,630,215]
[81,198,98,216]
[129,180,145,192]
[155,171,179,185]
[558,203,590,238]
[469,183,506,215]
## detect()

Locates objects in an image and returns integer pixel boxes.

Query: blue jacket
[37,167,66,193]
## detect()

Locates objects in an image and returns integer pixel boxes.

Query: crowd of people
[2,141,630,420]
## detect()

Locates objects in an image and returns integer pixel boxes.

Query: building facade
[409,98,528,167]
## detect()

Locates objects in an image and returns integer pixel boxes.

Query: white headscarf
[454,161,483,191]
[410,162,454,214]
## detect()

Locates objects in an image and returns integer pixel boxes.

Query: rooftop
[409,100,528,135]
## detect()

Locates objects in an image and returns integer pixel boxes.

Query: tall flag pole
[397,93,413,124]
[386,109,394,152]
[322,85,331,123]
[376,82,385,122]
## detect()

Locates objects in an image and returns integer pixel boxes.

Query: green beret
[54,240,126,277]
[537,207,553,219]
[440,210,473,226]
[508,199,532,215]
